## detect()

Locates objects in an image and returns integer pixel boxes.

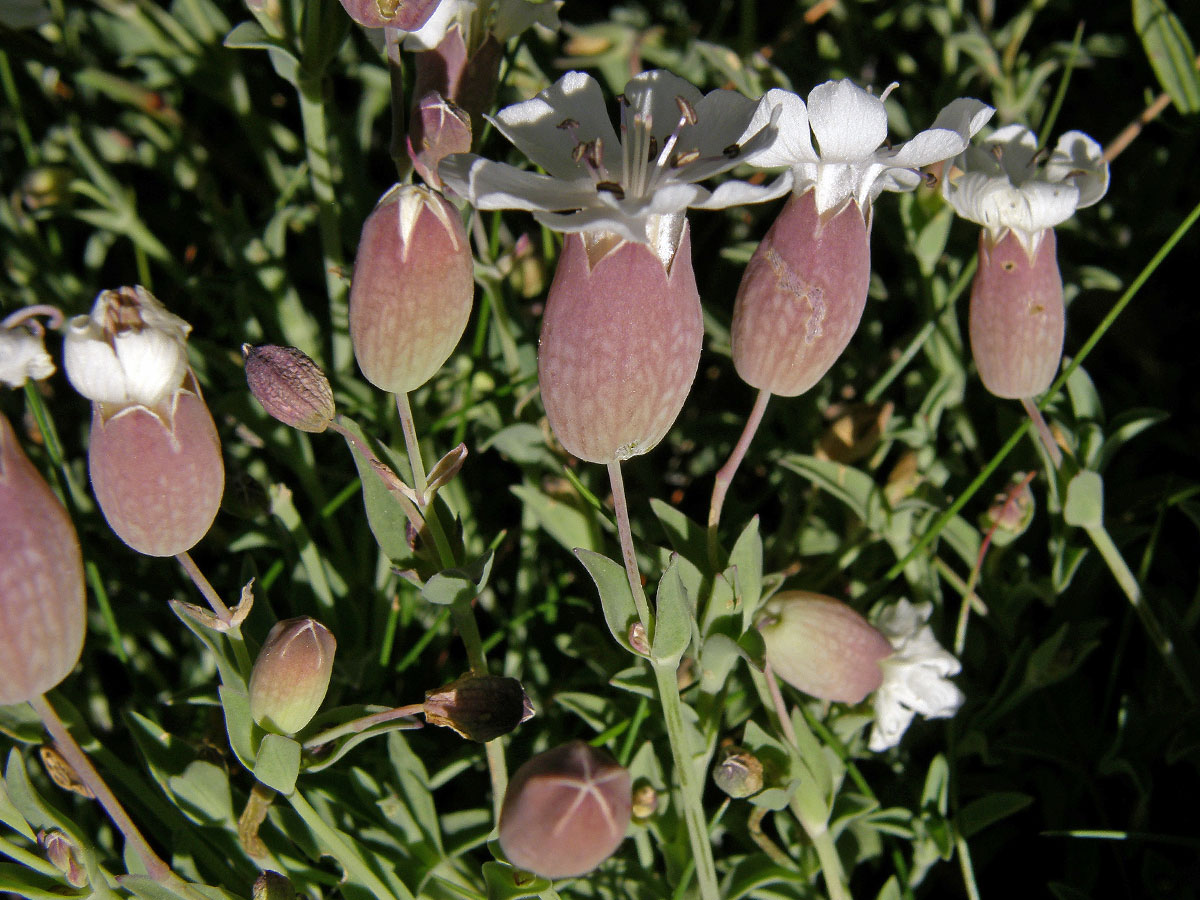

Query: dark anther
[647,136,658,160]
[596,181,626,199]
[571,142,588,163]
[675,96,698,125]
[922,170,939,188]
[722,142,741,159]
[672,149,700,167]
[616,93,628,106]
[557,118,579,130]
[589,137,605,167]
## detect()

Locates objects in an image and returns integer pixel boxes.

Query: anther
[672,149,700,167]
[722,142,741,159]
[596,181,625,199]
[557,118,580,130]
[675,95,698,126]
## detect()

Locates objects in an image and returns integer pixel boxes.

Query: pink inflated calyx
[0,413,86,704]
[969,228,1064,400]
[337,0,439,29]
[759,591,893,705]
[349,184,474,394]
[88,379,224,558]
[731,188,871,397]
[538,227,703,464]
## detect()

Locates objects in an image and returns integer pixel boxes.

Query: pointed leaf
[652,561,692,663]
[1133,0,1200,113]
[575,549,639,653]
[1064,471,1104,529]
[253,733,301,795]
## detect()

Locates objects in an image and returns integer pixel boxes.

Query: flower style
[441,69,787,260]
[742,79,995,221]
[869,599,965,752]
[942,125,1109,399]
[942,124,1109,256]
[730,80,993,397]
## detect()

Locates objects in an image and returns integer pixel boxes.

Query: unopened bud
[499,741,631,879]
[408,92,471,190]
[248,617,337,735]
[243,344,335,433]
[337,0,438,28]
[423,673,534,742]
[630,782,658,820]
[983,473,1035,543]
[712,745,763,798]
[759,591,893,705]
[39,830,87,888]
[627,622,649,656]
[21,166,74,210]
[252,871,296,900]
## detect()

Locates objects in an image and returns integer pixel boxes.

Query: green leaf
[956,791,1034,838]
[218,685,256,772]
[0,703,45,745]
[512,483,601,554]
[253,733,301,795]
[724,854,804,900]
[780,454,885,531]
[699,633,743,694]
[482,861,549,900]
[1133,0,1200,113]
[1064,471,1104,528]
[652,560,692,663]
[921,754,950,813]
[575,549,639,653]
[339,418,416,564]
[167,761,234,826]
[650,498,709,567]
[728,516,763,632]
[420,549,495,606]
[0,776,34,840]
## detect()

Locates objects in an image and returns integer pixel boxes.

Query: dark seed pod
[243,344,335,433]
[423,673,534,742]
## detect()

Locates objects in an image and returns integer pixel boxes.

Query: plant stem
[30,694,180,889]
[708,388,771,568]
[607,461,652,630]
[176,552,253,676]
[287,789,405,900]
[651,662,720,900]
[1020,397,1063,467]
[384,27,410,180]
[302,704,425,750]
[393,392,509,818]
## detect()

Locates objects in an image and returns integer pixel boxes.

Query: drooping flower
[441,70,783,463]
[64,286,223,557]
[0,325,54,388]
[869,598,964,752]
[732,80,994,396]
[943,125,1109,399]
[348,183,474,395]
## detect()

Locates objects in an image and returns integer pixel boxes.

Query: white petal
[986,123,1040,185]
[112,328,189,407]
[0,329,54,388]
[807,79,888,161]
[888,101,994,170]
[493,0,561,42]
[869,686,917,751]
[64,318,131,404]
[493,72,620,180]
[401,0,472,50]
[812,161,866,215]
[692,172,793,210]
[739,89,816,168]
[623,69,706,145]
[1046,130,1109,208]
[440,155,595,212]
[684,87,760,159]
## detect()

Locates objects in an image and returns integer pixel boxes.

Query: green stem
[795,812,852,900]
[30,695,181,889]
[296,75,350,372]
[607,461,652,631]
[286,789,405,900]
[651,663,720,900]
[302,703,424,749]
[176,552,253,676]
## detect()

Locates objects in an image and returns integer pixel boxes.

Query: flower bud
[630,782,658,820]
[538,228,702,463]
[0,413,86,704]
[969,228,1064,399]
[0,325,54,388]
[408,92,472,190]
[731,189,871,396]
[64,285,191,409]
[712,745,763,798]
[243,344,335,433]
[337,0,438,28]
[252,871,296,900]
[349,184,474,394]
[758,591,892,705]
[87,383,224,556]
[39,830,87,888]
[499,741,632,879]
[248,617,336,735]
[423,673,534,742]
[982,473,1035,543]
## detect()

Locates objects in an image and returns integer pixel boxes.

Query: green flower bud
[243,344,335,433]
[39,830,86,888]
[252,871,296,900]
[423,673,534,742]
[248,617,336,735]
[499,741,631,879]
[712,745,763,798]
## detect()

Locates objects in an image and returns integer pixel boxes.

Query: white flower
[64,285,191,409]
[869,599,964,751]
[942,123,1109,255]
[741,79,994,220]
[399,0,559,49]
[440,69,789,261]
[0,327,55,388]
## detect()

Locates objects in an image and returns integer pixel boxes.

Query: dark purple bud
[243,344,335,433]
[423,672,534,742]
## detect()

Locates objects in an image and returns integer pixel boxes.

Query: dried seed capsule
[243,344,335,433]
[423,673,534,742]
[713,745,764,798]
[499,741,631,879]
